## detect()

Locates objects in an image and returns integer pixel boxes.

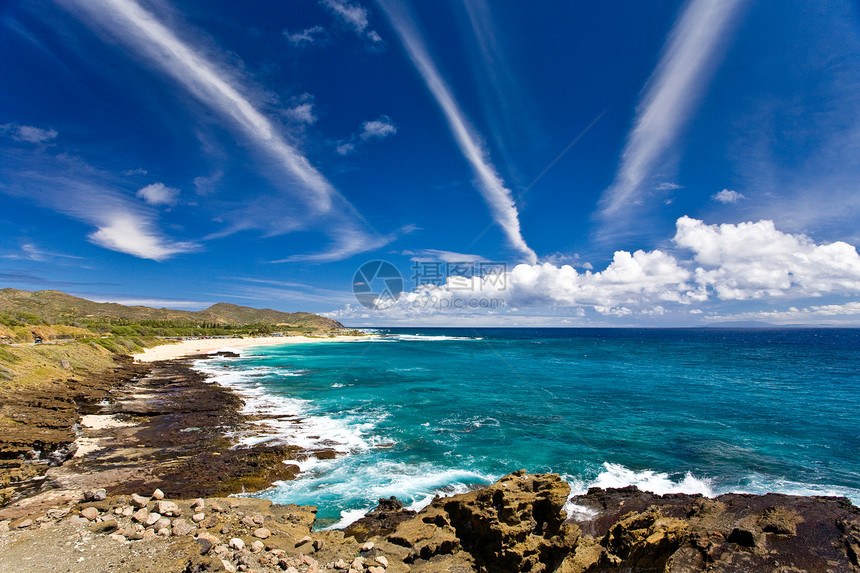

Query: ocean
[192,328,860,528]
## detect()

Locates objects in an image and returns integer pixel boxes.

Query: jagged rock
[130,493,149,508]
[132,507,149,523]
[172,518,194,536]
[345,496,417,542]
[152,488,165,500]
[157,500,181,516]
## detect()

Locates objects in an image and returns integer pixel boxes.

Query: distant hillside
[0,289,342,330]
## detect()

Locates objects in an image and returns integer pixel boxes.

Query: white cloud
[360,116,396,139]
[320,0,382,43]
[402,249,488,263]
[712,188,744,203]
[378,0,537,264]
[673,216,860,299]
[657,182,683,191]
[60,0,336,212]
[336,142,356,156]
[709,301,860,325]
[193,170,222,194]
[285,102,317,125]
[136,182,179,206]
[284,25,325,46]
[122,167,147,176]
[1,123,58,144]
[599,0,742,219]
[88,212,197,261]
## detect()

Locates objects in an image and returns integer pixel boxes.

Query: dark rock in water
[208,351,240,358]
[344,496,417,542]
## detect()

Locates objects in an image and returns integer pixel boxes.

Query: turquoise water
[193,328,860,527]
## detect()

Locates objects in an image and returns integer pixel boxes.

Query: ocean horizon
[192,327,860,528]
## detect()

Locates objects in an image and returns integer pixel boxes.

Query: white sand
[132,335,363,362]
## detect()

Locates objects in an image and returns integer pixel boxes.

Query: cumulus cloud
[284,25,325,47]
[336,216,860,319]
[320,0,382,44]
[136,182,179,206]
[673,216,860,299]
[1,123,58,144]
[284,102,317,125]
[336,115,397,154]
[360,116,396,140]
[712,188,744,203]
[88,212,197,261]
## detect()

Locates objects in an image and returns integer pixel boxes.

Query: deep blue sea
[192,328,860,528]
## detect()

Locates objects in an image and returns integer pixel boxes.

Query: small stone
[196,537,214,555]
[192,512,206,523]
[211,504,224,513]
[68,516,88,526]
[250,540,265,553]
[201,515,219,529]
[130,493,149,508]
[157,527,170,537]
[122,506,134,517]
[109,533,127,543]
[172,518,193,536]
[16,519,33,529]
[156,500,180,516]
[252,514,265,525]
[375,556,388,568]
[155,517,170,530]
[252,527,271,539]
[361,541,374,552]
[367,567,384,573]
[144,512,162,527]
[191,498,205,510]
[241,516,256,528]
[93,489,107,501]
[142,529,158,541]
[221,559,237,573]
[132,508,149,523]
[296,535,312,547]
[334,559,349,569]
[81,507,99,521]
[313,538,325,551]
[89,519,118,533]
[151,488,164,500]
[229,537,245,550]
[220,524,233,534]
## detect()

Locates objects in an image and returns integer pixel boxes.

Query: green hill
[0,288,342,333]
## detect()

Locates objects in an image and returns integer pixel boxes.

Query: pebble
[191,498,205,510]
[252,527,270,539]
[252,514,265,525]
[313,538,325,551]
[250,540,265,553]
[155,517,171,530]
[361,541,374,552]
[367,567,384,573]
[130,493,149,508]
[144,512,162,527]
[157,527,171,537]
[375,556,388,568]
[240,516,256,528]
[229,537,245,550]
[81,507,99,521]
[172,518,193,536]
[296,535,312,547]
[192,512,206,523]
[334,559,349,569]
[152,488,165,500]
[220,524,233,534]
[109,533,127,543]
[131,508,149,523]
[221,559,237,573]
[16,519,33,529]
[93,489,107,501]
[156,500,180,517]
[201,515,219,529]
[122,507,134,517]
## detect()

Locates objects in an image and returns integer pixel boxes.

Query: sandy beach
[132,334,365,362]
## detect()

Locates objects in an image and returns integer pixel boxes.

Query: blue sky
[2,0,860,326]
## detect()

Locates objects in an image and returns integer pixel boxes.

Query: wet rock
[345,496,417,542]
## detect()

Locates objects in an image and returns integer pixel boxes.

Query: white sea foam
[192,358,374,460]
[563,462,860,518]
[387,334,482,342]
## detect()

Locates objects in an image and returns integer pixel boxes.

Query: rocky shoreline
[1,355,859,571]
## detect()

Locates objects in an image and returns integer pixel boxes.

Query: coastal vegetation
[0,288,343,386]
